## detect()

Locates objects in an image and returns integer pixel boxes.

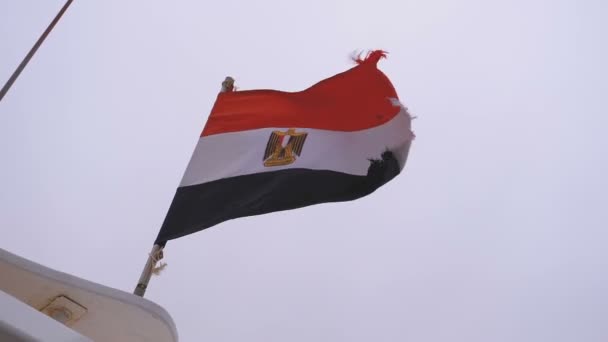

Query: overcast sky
[1,0,608,341]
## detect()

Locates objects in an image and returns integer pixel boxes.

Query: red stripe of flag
[201,51,400,137]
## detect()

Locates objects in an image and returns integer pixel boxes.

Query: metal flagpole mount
[133,244,165,297]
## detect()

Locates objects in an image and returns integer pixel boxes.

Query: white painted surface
[0,248,178,342]
[0,289,92,342]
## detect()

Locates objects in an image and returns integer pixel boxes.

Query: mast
[0,0,74,103]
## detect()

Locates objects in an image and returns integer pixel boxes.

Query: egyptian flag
[155,51,415,244]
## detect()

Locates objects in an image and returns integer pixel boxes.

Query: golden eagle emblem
[263,128,308,167]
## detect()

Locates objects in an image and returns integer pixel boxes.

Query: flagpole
[134,244,164,297]
[133,76,235,298]
[0,0,74,103]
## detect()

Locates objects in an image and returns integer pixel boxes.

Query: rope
[150,246,167,275]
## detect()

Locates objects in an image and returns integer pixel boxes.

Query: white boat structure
[0,248,178,342]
